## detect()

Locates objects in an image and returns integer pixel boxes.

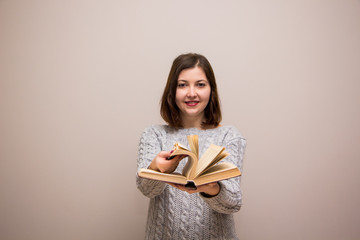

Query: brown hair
[160,53,222,128]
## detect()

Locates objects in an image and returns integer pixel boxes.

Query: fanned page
[194,144,228,178]
[181,153,197,179]
[193,162,241,186]
[169,142,198,179]
[187,135,199,159]
[198,151,229,176]
[185,135,199,180]
[199,162,239,176]
[173,142,189,152]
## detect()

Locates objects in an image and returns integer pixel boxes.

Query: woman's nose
[187,86,197,97]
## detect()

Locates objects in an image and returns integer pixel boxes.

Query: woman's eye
[197,83,206,87]
[178,83,186,88]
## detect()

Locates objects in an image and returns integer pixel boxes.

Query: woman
[136,53,246,240]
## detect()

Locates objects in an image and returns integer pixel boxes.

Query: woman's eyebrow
[177,79,208,82]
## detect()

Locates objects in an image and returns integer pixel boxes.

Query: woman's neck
[181,115,204,130]
[180,115,220,130]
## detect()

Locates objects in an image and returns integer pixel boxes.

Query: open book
[138,135,241,188]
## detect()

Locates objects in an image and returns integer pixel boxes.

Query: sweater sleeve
[200,129,246,214]
[136,125,166,198]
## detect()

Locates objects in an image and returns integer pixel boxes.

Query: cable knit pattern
[136,125,246,240]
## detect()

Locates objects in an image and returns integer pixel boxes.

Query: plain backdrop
[1,0,360,239]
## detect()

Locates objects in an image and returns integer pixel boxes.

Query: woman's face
[175,66,211,123]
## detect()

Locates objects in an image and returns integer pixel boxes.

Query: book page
[138,169,188,185]
[194,144,228,177]
[185,135,199,179]
[193,162,241,186]
[187,135,199,159]
[174,142,189,152]
[169,147,197,179]
[167,139,198,179]
[181,152,197,179]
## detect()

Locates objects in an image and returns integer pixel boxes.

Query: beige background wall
[1,0,359,239]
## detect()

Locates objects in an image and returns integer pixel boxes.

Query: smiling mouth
[185,101,199,106]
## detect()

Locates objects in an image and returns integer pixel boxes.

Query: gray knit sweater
[136,125,246,240]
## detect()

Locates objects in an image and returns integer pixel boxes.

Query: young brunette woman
[136,53,246,240]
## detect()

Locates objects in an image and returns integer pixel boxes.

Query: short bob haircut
[160,53,222,128]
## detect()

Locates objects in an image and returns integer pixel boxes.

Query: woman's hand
[167,182,220,197]
[148,151,185,173]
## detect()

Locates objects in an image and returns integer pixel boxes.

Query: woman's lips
[185,101,199,106]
